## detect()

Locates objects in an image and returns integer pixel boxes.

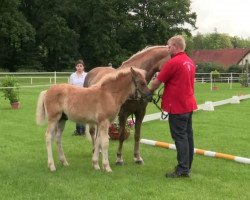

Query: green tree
[192,32,250,50]
[39,15,79,71]
[20,0,80,71]
[65,0,197,69]
[230,36,250,48]
[2,0,197,71]
[0,0,35,71]
[203,32,233,49]
[192,32,204,49]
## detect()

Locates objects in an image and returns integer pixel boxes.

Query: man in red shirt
[149,35,197,178]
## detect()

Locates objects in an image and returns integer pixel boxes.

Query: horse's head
[130,67,153,102]
[121,46,171,83]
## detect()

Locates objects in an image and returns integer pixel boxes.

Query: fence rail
[0,72,71,89]
[0,72,249,90]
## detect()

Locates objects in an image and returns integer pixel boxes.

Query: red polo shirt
[157,52,197,114]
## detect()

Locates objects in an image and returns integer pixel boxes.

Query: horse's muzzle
[143,92,153,102]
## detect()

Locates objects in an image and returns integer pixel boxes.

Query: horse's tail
[36,90,47,125]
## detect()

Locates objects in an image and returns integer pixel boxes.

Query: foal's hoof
[61,160,69,166]
[48,164,56,172]
[103,164,112,172]
[92,161,100,170]
[94,165,101,170]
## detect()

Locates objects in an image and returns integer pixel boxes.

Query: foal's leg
[133,106,147,164]
[116,113,129,165]
[99,120,112,172]
[46,121,57,171]
[55,119,69,166]
[92,126,101,170]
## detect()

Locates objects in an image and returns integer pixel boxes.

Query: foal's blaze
[36,67,150,172]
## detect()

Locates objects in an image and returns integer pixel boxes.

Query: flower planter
[11,102,20,109]
[212,86,219,90]
[108,125,130,140]
[108,120,134,140]
[0,76,20,106]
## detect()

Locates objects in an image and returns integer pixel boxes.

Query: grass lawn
[0,82,250,200]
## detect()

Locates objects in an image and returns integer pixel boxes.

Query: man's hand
[149,78,162,94]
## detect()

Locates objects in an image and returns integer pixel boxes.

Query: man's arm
[149,78,162,93]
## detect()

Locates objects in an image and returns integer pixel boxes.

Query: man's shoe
[80,131,85,135]
[174,166,192,174]
[165,171,190,178]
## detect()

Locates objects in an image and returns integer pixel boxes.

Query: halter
[131,74,153,102]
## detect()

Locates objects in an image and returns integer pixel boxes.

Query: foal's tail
[36,90,47,125]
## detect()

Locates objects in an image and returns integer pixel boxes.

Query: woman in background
[69,59,88,136]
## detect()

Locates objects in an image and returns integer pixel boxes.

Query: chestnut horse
[36,67,152,172]
[84,46,170,165]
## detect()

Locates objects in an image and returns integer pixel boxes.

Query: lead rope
[152,86,169,120]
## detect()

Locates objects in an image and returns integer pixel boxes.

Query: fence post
[230,73,233,89]
[210,72,212,91]
[54,71,56,84]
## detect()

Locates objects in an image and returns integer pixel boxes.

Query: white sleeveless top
[69,72,88,87]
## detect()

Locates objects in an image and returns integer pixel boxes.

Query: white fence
[195,72,243,83]
[0,72,249,89]
[0,72,71,89]
[196,72,250,90]
[142,94,250,122]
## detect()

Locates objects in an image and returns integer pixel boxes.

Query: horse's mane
[121,45,168,65]
[93,67,145,87]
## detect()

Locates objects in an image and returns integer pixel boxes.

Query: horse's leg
[99,120,112,172]
[133,104,147,164]
[89,124,97,153]
[116,113,129,165]
[46,121,57,171]
[92,125,101,170]
[55,119,69,166]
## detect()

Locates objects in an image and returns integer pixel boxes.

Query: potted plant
[0,75,20,109]
[239,73,248,87]
[108,119,134,140]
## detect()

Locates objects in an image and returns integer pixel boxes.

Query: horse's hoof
[134,159,144,165]
[115,160,124,166]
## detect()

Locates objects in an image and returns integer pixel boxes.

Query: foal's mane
[121,45,168,65]
[93,67,145,87]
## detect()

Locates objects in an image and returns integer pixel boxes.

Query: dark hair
[75,59,85,66]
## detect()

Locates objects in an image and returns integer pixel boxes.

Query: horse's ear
[130,67,137,82]
[130,67,137,77]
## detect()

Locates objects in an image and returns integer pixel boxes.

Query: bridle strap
[152,86,169,120]
[132,74,153,100]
